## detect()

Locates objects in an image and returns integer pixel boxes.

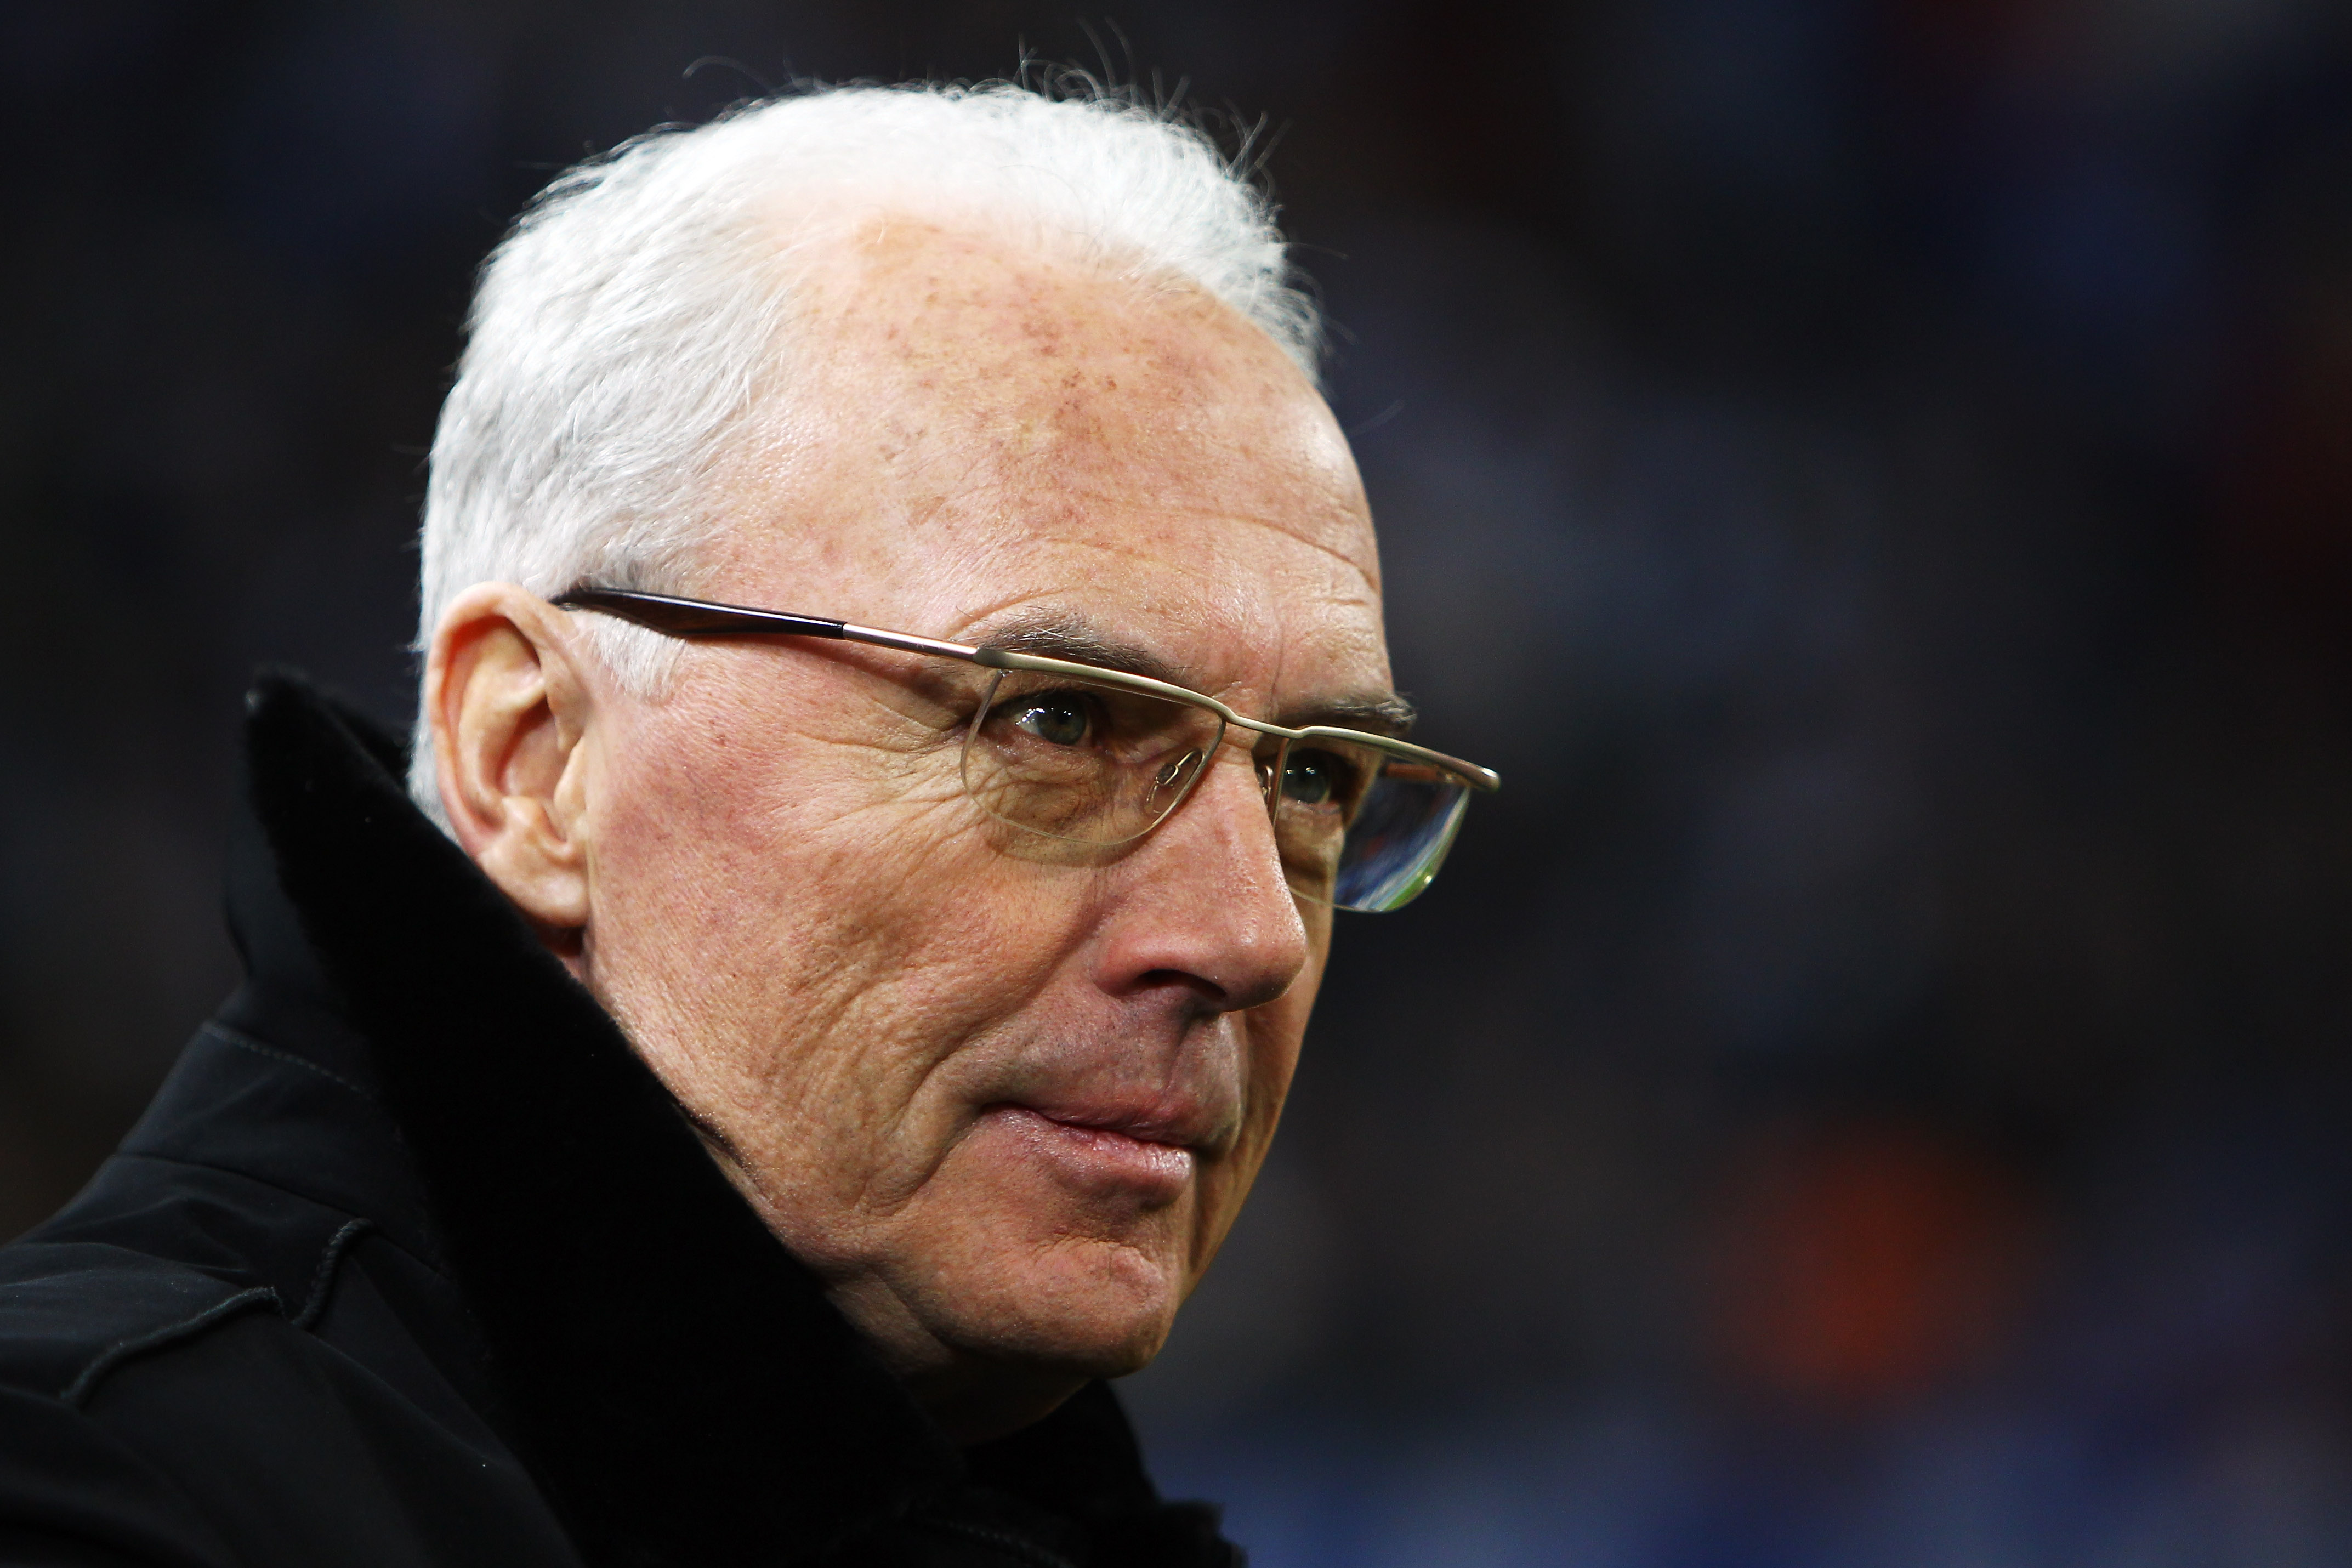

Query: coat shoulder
[0,1145,373,1411]
[0,1243,282,1568]
[0,1234,289,1412]
[0,1178,582,1568]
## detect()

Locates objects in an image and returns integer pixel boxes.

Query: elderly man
[0,84,1494,1567]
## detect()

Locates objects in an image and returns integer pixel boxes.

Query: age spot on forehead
[830,220,1280,450]
[717,211,1380,628]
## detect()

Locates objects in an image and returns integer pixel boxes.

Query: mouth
[982,1103,1203,1200]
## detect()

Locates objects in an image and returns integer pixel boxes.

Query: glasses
[554,588,1501,912]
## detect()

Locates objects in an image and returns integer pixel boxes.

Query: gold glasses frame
[553,587,1501,910]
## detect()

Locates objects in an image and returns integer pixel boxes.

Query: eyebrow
[1289,692,1418,738]
[974,608,1418,739]
[978,610,1194,686]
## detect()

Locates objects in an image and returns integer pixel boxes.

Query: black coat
[0,674,1242,1567]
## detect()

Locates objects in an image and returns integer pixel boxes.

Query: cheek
[587,674,976,986]
[575,688,1103,1169]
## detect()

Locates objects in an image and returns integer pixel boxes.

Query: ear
[424,583,597,950]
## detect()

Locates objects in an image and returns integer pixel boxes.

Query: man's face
[564,218,1385,1434]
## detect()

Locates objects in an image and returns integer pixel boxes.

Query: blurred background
[5,1,2352,1562]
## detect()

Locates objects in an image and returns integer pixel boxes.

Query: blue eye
[1011,694,1093,747]
[1283,749,1348,806]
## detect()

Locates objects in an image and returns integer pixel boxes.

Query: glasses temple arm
[556,589,1499,791]
[554,588,847,640]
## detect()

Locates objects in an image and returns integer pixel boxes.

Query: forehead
[702,216,1388,701]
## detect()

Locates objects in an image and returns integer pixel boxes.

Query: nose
[1090,742,1312,1013]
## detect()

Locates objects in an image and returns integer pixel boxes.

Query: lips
[1020,1099,1211,1150]
[982,1103,1203,1198]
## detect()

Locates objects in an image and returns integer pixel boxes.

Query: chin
[894,1106,1215,1376]
[897,1231,1188,1442]
[937,1230,1189,1380]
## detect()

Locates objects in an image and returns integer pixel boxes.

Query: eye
[1282,747,1354,807]
[1009,692,1095,747]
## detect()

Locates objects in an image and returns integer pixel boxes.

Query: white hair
[408,79,1323,825]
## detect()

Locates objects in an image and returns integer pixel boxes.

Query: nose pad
[1254,738,1291,818]
[1145,749,1206,815]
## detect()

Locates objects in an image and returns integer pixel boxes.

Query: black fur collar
[240,671,1229,1567]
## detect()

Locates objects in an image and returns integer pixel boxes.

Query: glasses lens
[1274,740,1473,912]
[963,671,1225,844]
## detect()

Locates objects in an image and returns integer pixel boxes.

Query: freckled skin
[429,216,1388,1443]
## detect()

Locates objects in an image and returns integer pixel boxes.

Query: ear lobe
[427,585,594,942]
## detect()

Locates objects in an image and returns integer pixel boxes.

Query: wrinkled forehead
[702,215,1388,702]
